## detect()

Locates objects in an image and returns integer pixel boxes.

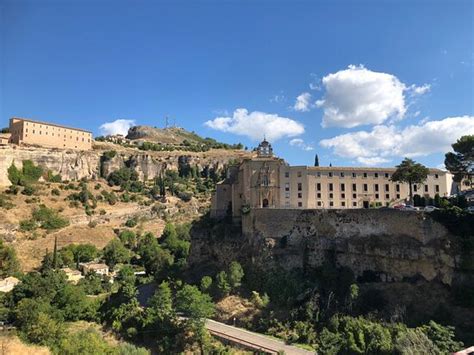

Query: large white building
[211,139,454,218]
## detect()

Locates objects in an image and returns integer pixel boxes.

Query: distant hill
[125,125,243,151]
[126,126,206,145]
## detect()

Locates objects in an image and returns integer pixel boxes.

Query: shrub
[177,191,193,202]
[0,194,15,209]
[51,188,61,196]
[125,217,138,228]
[32,205,69,230]
[20,219,37,232]
[21,185,36,196]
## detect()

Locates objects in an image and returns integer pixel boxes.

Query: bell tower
[257,137,273,157]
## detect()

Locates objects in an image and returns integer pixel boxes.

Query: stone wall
[241,209,458,285]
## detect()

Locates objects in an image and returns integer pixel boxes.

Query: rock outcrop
[190,209,460,286]
[0,145,249,186]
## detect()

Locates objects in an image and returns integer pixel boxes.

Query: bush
[20,219,37,232]
[51,188,61,196]
[125,217,138,228]
[32,205,69,230]
[177,191,193,202]
[0,194,15,209]
[21,185,36,196]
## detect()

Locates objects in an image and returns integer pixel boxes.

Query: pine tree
[314,154,320,167]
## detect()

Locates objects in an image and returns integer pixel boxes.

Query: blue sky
[1,0,473,167]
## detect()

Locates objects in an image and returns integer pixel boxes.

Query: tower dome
[257,138,273,157]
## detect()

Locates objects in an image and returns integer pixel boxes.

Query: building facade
[211,139,454,218]
[8,117,93,150]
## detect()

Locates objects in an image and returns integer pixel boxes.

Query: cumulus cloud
[289,138,314,151]
[293,92,312,112]
[99,119,135,136]
[320,116,474,166]
[205,108,304,141]
[316,65,407,128]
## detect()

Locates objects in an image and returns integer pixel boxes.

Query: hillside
[126,125,208,144]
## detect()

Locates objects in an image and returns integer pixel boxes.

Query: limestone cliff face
[189,209,460,285]
[0,146,248,186]
[0,146,101,185]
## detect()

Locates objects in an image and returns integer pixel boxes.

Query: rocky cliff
[0,145,249,186]
[189,209,460,286]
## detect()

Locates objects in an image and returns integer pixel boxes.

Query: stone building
[8,117,93,150]
[211,139,454,218]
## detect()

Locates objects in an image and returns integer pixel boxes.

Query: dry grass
[215,295,260,324]
[0,333,50,355]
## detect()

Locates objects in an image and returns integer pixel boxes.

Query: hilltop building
[211,139,454,218]
[8,117,93,150]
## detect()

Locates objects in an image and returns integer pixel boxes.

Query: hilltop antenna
[173,117,176,128]
[165,116,169,129]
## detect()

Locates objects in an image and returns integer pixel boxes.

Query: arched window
[262,199,269,208]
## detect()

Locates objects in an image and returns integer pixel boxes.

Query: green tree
[0,239,20,278]
[103,239,131,269]
[391,158,429,203]
[56,328,115,355]
[200,276,213,293]
[227,261,244,290]
[146,281,174,322]
[216,271,230,297]
[7,162,22,185]
[137,233,174,277]
[444,135,474,188]
[419,321,463,354]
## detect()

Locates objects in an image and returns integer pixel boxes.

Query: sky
[1,0,473,168]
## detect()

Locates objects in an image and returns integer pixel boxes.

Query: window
[39,131,42,135]
[363,172,368,178]
[297,171,302,178]
[397,194,400,199]
[329,201,334,207]
[298,192,302,198]
[352,172,356,178]
[329,193,333,199]
[328,172,333,178]
[329,183,333,191]
[316,183,321,191]
[297,183,302,191]
[285,183,290,191]
[341,193,345,198]
[352,193,357,199]
[374,173,379,178]
[385,194,390,199]
[316,172,321,177]
[317,193,321,198]
[26,129,28,132]
[375,193,379,199]
[340,183,345,191]
[435,185,440,192]
[396,184,400,192]
[341,201,346,207]
[285,192,290,198]
[285,172,290,178]
[352,183,357,191]
[352,202,357,207]
[363,184,368,192]
[33,130,35,133]
[340,172,345,177]
[298,202,302,207]
[385,184,389,192]
[424,185,428,193]
[434,174,439,179]
[374,184,379,192]
[413,185,418,192]
[317,201,322,206]
[385,173,389,178]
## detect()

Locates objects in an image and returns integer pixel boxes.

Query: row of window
[24,128,91,142]
[284,171,440,179]
[24,122,91,136]
[286,191,399,200]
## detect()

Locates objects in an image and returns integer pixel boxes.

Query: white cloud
[205,108,304,141]
[289,138,314,151]
[99,119,135,136]
[316,65,407,128]
[409,83,431,96]
[293,92,312,112]
[309,73,321,91]
[320,116,474,166]
[270,93,286,103]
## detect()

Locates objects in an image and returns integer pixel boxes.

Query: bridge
[205,319,315,355]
